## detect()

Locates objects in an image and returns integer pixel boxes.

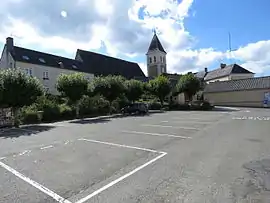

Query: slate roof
[204,76,270,93]
[195,71,207,79]
[147,34,166,54]
[204,64,254,81]
[11,46,86,73]
[76,49,146,79]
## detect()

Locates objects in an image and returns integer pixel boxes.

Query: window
[149,57,152,63]
[9,62,12,68]
[39,58,45,63]
[163,56,165,63]
[43,71,49,79]
[160,56,162,62]
[22,55,30,60]
[162,67,165,72]
[72,65,78,69]
[25,68,33,76]
[154,56,156,63]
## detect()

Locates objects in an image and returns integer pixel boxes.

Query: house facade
[204,76,270,107]
[0,37,145,94]
[204,63,254,83]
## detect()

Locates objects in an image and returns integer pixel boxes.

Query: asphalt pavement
[0,107,270,203]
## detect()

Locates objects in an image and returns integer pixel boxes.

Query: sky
[0,0,270,77]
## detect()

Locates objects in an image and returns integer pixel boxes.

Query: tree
[0,69,44,126]
[125,79,144,103]
[176,73,201,101]
[148,75,171,106]
[56,73,88,117]
[91,75,126,106]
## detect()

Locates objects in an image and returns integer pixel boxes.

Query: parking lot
[1,108,270,203]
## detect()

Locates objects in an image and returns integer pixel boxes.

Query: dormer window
[39,58,45,63]
[72,65,78,69]
[149,57,152,63]
[58,62,64,68]
[22,55,29,60]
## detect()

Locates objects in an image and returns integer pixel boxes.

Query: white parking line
[121,130,192,139]
[76,138,166,203]
[40,145,53,150]
[18,150,31,156]
[0,157,6,160]
[0,161,72,203]
[78,138,162,153]
[142,124,199,130]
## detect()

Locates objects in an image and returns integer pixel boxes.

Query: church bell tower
[146,31,167,78]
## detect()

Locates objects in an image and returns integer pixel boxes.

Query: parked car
[121,103,149,115]
[188,100,214,110]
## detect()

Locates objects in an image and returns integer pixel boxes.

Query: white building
[0,37,145,94]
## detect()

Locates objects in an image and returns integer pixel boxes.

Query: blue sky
[0,0,270,76]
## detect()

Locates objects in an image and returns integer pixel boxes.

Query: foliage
[56,73,88,103]
[78,95,110,117]
[91,75,126,104]
[56,73,88,117]
[0,69,44,126]
[176,73,201,101]
[125,79,144,103]
[20,105,42,124]
[41,101,61,122]
[0,69,44,108]
[147,75,171,106]
[148,101,162,110]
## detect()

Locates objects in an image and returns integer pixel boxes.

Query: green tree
[125,79,144,103]
[56,73,88,117]
[148,75,171,106]
[0,69,44,126]
[91,75,126,105]
[176,73,201,101]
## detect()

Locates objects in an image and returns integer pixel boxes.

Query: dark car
[121,103,149,115]
[188,100,214,110]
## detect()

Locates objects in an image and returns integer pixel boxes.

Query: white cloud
[0,0,269,76]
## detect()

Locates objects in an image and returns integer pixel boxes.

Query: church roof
[147,33,166,54]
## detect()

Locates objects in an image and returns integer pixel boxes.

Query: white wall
[229,73,254,80]
[206,76,230,84]
[16,61,94,95]
[0,46,15,70]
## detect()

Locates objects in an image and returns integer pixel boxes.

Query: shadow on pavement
[0,125,55,139]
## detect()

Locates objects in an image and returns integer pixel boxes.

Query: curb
[20,114,123,127]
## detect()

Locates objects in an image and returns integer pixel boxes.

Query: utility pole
[228,32,236,63]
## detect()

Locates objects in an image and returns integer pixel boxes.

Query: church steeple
[147,33,166,54]
[146,32,167,77]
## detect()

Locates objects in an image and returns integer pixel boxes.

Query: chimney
[204,67,208,73]
[6,37,14,53]
[220,63,226,69]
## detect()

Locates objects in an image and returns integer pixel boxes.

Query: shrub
[20,106,42,124]
[111,95,130,113]
[148,101,162,110]
[79,95,110,117]
[59,104,76,120]
[169,103,190,111]
[42,102,61,122]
